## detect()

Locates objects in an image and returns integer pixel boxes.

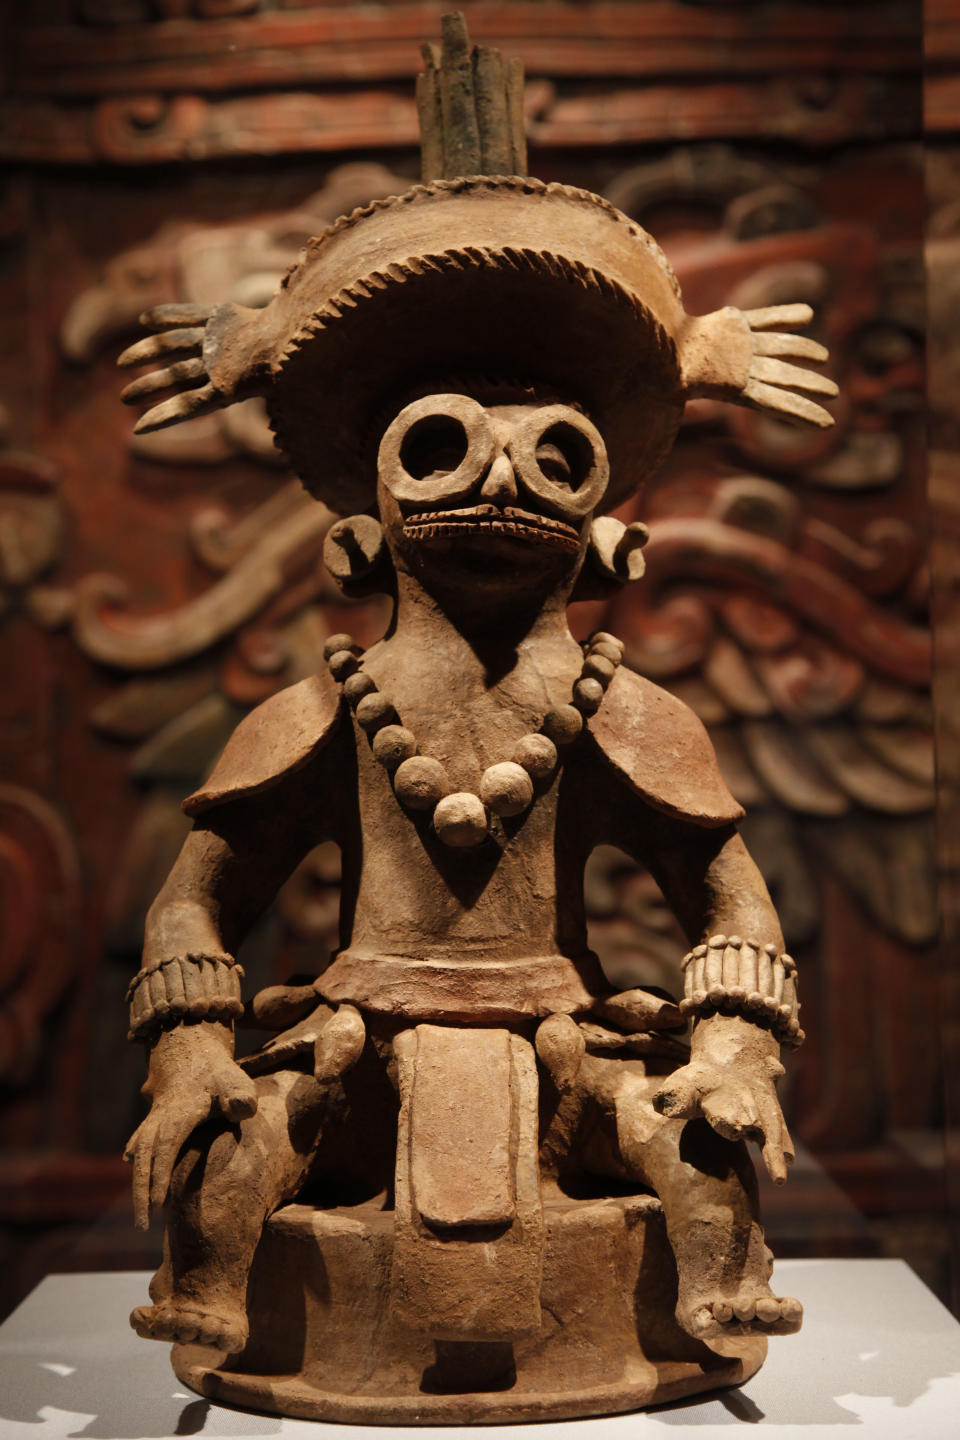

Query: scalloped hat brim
[257,178,688,514]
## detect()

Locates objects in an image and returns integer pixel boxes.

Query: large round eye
[401,414,470,481]
[378,394,495,506]
[534,425,595,489]
[509,406,609,518]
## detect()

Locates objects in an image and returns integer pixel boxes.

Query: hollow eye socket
[400,414,469,482]
[535,422,595,491]
[535,442,571,487]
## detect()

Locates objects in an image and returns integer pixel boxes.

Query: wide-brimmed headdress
[119,12,836,517]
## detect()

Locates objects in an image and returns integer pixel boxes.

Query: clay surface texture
[121,13,834,1424]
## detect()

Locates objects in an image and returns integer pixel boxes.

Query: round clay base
[173,1347,765,1425]
[171,1194,767,1425]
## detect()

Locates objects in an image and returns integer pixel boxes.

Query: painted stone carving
[121,14,836,1422]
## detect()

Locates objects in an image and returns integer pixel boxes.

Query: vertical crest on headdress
[417,11,528,181]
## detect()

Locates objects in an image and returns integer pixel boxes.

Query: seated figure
[119,16,833,1422]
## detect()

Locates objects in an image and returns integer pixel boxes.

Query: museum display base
[170,1193,763,1423]
[2,1259,959,1436]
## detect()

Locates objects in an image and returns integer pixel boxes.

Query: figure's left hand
[652,1053,795,1183]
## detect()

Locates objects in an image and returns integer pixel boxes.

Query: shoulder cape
[182,663,740,828]
[183,670,341,817]
[587,665,743,828]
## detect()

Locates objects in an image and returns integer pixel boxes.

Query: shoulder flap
[183,671,341,817]
[588,666,743,828]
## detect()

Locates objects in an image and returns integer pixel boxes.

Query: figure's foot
[130,1300,248,1353]
[679,1290,802,1340]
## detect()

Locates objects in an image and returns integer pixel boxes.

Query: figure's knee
[677,1118,758,1196]
[169,1071,327,1212]
[608,1082,759,1218]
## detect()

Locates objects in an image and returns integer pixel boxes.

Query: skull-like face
[376,394,609,595]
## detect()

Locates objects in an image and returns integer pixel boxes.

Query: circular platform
[173,1192,766,1424]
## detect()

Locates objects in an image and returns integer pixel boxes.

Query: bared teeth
[403,515,579,551]
[403,505,579,542]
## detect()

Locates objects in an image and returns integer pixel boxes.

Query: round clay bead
[394,755,449,810]
[372,724,416,770]
[581,652,616,686]
[328,648,359,681]
[572,676,604,714]
[541,704,583,745]
[355,692,396,733]
[323,632,355,660]
[479,761,534,817]
[589,630,623,655]
[513,733,558,782]
[589,639,621,665]
[433,792,488,847]
[342,670,376,707]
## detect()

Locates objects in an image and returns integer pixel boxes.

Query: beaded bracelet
[127,953,245,1042]
[679,934,803,1047]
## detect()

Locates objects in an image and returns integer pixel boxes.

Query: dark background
[1,0,956,1322]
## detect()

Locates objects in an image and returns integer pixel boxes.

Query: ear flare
[569,516,649,603]
[323,514,392,597]
[119,300,269,436]
[679,303,838,429]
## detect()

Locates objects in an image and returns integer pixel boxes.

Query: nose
[479,451,518,504]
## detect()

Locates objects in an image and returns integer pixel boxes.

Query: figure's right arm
[124,668,343,1225]
[124,810,322,1228]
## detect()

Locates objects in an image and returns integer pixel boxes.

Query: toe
[733,1297,757,1322]
[194,1314,222,1347]
[755,1296,781,1323]
[130,1304,175,1341]
[196,1313,246,1352]
[687,1303,717,1337]
[219,1323,248,1355]
[712,1300,733,1324]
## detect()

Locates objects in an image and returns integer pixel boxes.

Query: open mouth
[403,504,580,552]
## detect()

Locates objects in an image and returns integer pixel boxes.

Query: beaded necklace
[322,630,624,848]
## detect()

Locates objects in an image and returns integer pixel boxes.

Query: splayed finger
[118,328,205,368]
[133,383,223,434]
[121,356,209,404]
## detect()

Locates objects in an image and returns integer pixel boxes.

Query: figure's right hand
[123,1021,258,1229]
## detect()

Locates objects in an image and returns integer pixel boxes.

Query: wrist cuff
[127,954,244,1041]
[679,934,803,1047]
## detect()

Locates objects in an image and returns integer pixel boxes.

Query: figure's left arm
[644,823,799,1183]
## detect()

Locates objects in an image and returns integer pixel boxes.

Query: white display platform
[0,1261,958,1438]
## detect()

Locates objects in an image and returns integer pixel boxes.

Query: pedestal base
[172,1193,766,1424]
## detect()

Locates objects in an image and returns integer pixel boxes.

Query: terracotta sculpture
[120,15,836,1421]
